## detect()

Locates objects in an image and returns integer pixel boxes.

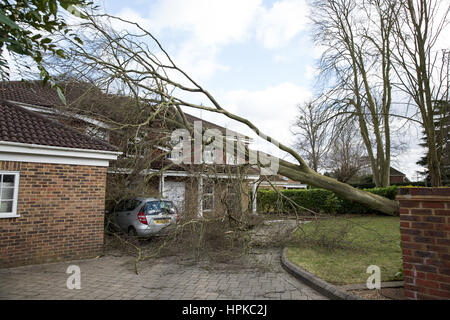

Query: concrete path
[0,248,326,300]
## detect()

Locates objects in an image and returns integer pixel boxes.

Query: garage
[162,180,186,213]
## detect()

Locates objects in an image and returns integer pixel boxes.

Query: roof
[183,113,246,139]
[0,100,118,152]
[390,167,406,176]
[0,80,92,108]
[0,80,248,138]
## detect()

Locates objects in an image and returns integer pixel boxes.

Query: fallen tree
[47,12,400,215]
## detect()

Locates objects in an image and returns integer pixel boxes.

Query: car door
[114,200,135,231]
[111,200,124,230]
[121,199,141,229]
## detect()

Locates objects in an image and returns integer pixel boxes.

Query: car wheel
[128,227,137,237]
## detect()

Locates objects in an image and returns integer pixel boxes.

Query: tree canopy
[0,0,93,99]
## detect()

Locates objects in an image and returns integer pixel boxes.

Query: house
[350,164,409,185]
[0,81,261,220]
[389,167,408,184]
[0,100,120,267]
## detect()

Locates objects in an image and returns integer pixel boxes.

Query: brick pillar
[397,188,450,300]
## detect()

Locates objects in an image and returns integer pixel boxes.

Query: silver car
[112,198,180,237]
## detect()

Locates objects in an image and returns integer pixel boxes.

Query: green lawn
[287,216,402,285]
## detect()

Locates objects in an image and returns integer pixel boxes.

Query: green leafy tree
[417,101,450,186]
[0,0,93,101]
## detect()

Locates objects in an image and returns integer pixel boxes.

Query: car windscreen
[145,201,176,215]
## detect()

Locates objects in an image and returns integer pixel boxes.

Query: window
[166,149,184,161]
[226,150,236,165]
[125,199,141,211]
[0,172,20,218]
[85,125,109,142]
[226,141,237,165]
[126,135,145,157]
[202,180,214,212]
[203,147,215,164]
[145,200,176,215]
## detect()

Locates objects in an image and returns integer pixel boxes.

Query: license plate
[155,219,170,224]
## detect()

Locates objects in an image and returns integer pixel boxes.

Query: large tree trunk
[277,160,399,216]
[427,138,442,187]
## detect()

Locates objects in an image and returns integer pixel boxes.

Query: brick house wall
[0,161,107,268]
[390,175,406,184]
[397,187,450,299]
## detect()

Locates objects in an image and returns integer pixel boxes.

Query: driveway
[0,248,326,300]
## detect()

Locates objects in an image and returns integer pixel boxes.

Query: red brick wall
[390,175,406,184]
[397,187,450,300]
[0,161,107,267]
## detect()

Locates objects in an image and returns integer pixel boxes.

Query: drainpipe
[197,175,203,217]
[252,182,258,214]
[159,173,165,198]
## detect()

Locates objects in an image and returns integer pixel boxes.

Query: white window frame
[202,180,214,212]
[226,151,236,165]
[203,146,215,164]
[0,171,20,218]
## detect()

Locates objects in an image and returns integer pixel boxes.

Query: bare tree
[42,12,399,215]
[325,123,369,183]
[292,100,334,172]
[311,0,398,187]
[391,0,450,187]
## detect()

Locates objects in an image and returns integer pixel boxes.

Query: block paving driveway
[0,248,326,300]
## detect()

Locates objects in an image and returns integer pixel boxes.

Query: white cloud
[255,0,310,49]
[273,54,289,63]
[115,0,261,81]
[180,82,311,161]
[393,146,426,182]
[147,0,262,47]
[114,7,152,31]
[114,0,311,81]
[305,65,319,80]
[119,0,310,50]
[172,41,230,82]
[210,82,312,159]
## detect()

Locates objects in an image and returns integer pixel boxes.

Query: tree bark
[277,160,399,215]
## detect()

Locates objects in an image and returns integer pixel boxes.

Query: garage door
[163,181,186,213]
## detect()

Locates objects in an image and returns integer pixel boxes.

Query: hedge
[254,185,399,215]
[349,182,427,189]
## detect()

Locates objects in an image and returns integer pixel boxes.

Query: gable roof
[390,167,406,176]
[0,80,248,139]
[0,80,90,108]
[0,100,118,152]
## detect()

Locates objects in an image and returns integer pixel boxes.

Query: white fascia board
[157,169,260,180]
[108,167,259,180]
[9,101,112,129]
[284,184,308,188]
[259,181,287,186]
[0,141,121,167]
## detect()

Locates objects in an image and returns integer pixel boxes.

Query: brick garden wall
[397,187,450,300]
[0,161,107,268]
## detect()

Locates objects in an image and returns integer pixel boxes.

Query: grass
[287,215,402,285]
